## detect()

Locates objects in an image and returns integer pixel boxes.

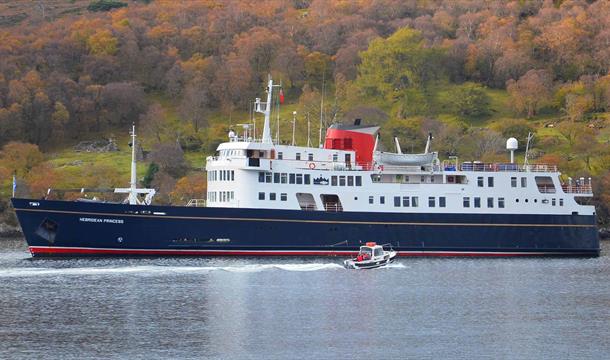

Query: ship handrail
[561,184,593,194]
[187,199,207,207]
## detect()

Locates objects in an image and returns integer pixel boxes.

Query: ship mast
[257,75,274,144]
[114,124,156,205]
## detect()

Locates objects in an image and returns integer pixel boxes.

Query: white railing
[187,199,207,207]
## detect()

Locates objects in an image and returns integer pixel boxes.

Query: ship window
[421,175,425,183]
[487,197,493,208]
[552,198,556,206]
[296,153,301,161]
[296,174,303,185]
[463,197,470,208]
[474,197,481,208]
[304,174,311,185]
[428,197,435,207]
[333,154,338,162]
[258,192,265,200]
[348,176,354,186]
[258,172,265,183]
[231,171,235,181]
[278,152,283,160]
[339,176,346,186]
[289,174,296,184]
[380,196,385,204]
[516,199,519,203]
[525,199,529,203]
[270,193,276,201]
[521,177,527,187]
[439,197,446,207]
[488,177,494,187]
[356,176,362,186]
[281,173,287,184]
[369,196,374,204]
[274,173,280,183]
[560,199,564,206]
[280,193,287,201]
[477,177,484,187]
[542,199,549,204]
[411,197,419,207]
[308,153,314,161]
[511,177,517,187]
[394,196,401,207]
[498,198,505,208]
[331,176,338,186]
[403,196,410,207]
[265,172,272,183]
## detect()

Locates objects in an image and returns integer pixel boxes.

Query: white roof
[216,141,275,151]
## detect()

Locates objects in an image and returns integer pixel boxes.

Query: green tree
[357,28,444,99]
[446,82,491,117]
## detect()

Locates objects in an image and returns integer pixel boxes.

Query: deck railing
[561,184,593,194]
[187,199,207,207]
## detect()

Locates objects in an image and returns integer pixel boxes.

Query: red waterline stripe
[28,246,574,257]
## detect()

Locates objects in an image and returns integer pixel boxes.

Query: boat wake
[0,263,347,277]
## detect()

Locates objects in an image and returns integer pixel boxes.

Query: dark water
[0,239,609,360]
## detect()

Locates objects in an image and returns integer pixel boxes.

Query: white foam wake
[0,263,346,277]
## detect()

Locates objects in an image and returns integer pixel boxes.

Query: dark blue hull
[11,198,600,257]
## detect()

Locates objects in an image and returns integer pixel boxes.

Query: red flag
[279,89,285,104]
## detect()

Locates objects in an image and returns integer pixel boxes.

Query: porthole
[525,199,529,203]
[354,197,358,200]
[534,199,538,203]
[516,199,519,203]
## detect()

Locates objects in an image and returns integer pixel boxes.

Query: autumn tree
[506,69,553,118]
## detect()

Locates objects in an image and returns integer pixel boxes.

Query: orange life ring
[308,162,316,170]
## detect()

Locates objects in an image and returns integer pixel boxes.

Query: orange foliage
[171,174,207,203]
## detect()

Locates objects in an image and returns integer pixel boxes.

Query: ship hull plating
[12,199,600,257]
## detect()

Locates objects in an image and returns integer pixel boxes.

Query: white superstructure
[205,78,594,217]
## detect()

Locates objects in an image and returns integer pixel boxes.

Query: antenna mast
[255,75,274,144]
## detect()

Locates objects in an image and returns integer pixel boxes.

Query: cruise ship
[12,78,600,257]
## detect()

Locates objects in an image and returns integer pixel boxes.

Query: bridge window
[296,174,303,185]
[308,153,314,161]
[521,177,527,187]
[429,197,435,207]
[463,197,470,208]
[394,196,400,207]
[265,172,272,183]
[356,176,362,186]
[280,193,287,201]
[348,176,354,186]
[339,176,346,186]
[270,193,276,201]
[331,176,338,186]
[439,197,446,207]
[274,173,280,183]
[258,192,265,200]
[403,196,410,207]
[304,174,311,185]
[281,173,287,184]
[296,153,301,161]
[487,197,494,208]
[477,177,484,187]
[277,152,283,160]
[498,198,505,208]
[258,172,265,183]
[488,177,494,187]
[289,174,296,184]
[511,177,517,187]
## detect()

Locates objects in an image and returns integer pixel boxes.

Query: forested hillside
[0,0,609,224]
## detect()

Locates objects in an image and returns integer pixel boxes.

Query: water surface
[1,239,608,359]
